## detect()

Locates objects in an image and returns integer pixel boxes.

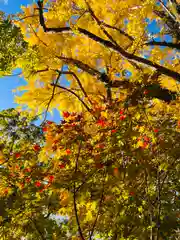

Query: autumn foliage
[1,0,180,239]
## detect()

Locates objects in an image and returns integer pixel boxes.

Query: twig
[89,170,106,240]
[54,70,93,105]
[40,68,63,126]
[73,141,85,240]
[51,83,95,118]
[18,14,39,21]
[28,216,46,240]
[156,168,161,239]
[158,0,177,22]
[100,21,134,42]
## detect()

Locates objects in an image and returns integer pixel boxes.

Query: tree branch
[145,40,180,50]
[50,83,94,117]
[73,141,85,240]
[37,0,180,82]
[54,70,92,104]
[89,171,106,240]
[28,216,46,240]
[100,21,134,42]
[40,68,62,126]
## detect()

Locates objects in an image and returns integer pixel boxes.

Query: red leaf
[111,129,117,133]
[143,90,148,95]
[95,163,104,169]
[96,119,106,127]
[35,181,41,187]
[15,153,21,159]
[114,168,119,175]
[62,111,70,118]
[59,164,65,169]
[39,188,45,193]
[97,144,105,149]
[143,136,150,142]
[49,175,54,182]
[24,168,31,173]
[178,120,180,127]
[120,115,126,120]
[4,189,8,195]
[66,149,71,155]
[26,177,31,183]
[119,109,124,115]
[53,140,59,144]
[42,127,48,132]
[47,121,53,125]
[33,144,41,152]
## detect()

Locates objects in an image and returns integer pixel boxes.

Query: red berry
[130,191,134,196]
[154,129,159,133]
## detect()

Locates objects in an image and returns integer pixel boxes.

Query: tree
[9,0,180,115]
[1,0,180,239]
[0,12,28,76]
[0,109,71,240]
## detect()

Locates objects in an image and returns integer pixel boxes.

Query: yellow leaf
[85,210,93,222]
